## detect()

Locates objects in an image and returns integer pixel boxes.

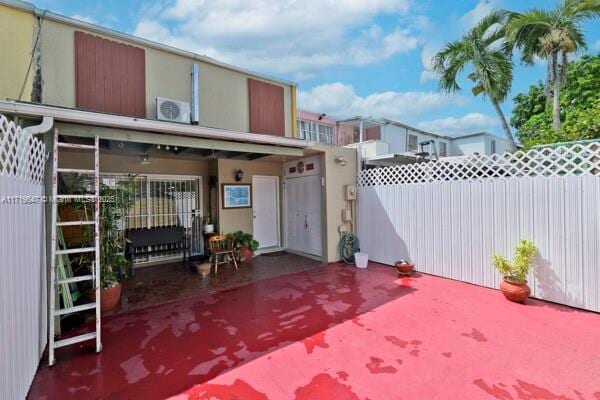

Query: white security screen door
[284,156,322,257]
[252,176,280,249]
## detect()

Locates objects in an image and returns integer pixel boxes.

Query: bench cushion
[127,226,185,248]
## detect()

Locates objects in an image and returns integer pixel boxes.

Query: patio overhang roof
[0,100,308,157]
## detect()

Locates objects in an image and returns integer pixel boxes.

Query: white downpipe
[355,118,364,241]
[19,116,53,170]
[357,118,364,173]
[23,116,54,136]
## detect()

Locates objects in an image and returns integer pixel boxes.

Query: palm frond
[431,39,472,93]
[568,0,600,21]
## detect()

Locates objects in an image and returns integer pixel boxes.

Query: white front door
[285,174,322,256]
[252,176,280,249]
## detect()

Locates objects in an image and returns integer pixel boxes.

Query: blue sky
[32,0,600,137]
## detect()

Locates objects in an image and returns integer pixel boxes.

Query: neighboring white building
[337,116,511,166]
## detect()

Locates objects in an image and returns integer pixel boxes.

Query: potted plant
[79,180,134,311]
[97,180,134,311]
[492,240,537,303]
[395,259,414,275]
[226,230,259,262]
[203,215,214,234]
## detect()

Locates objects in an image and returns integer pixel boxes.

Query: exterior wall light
[140,154,151,165]
[234,169,244,182]
[336,155,347,166]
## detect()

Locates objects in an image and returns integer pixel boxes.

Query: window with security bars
[101,174,203,263]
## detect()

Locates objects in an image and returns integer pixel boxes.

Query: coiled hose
[338,232,360,264]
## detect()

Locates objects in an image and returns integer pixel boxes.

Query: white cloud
[419,44,439,83]
[133,0,418,78]
[298,82,466,121]
[417,113,499,135]
[417,0,503,86]
[460,0,501,30]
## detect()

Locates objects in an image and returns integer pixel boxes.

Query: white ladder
[48,130,102,366]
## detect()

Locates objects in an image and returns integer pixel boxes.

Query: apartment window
[490,139,496,154]
[248,78,285,136]
[439,142,447,157]
[318,124,333,144]
[297,120,306,139]
[75,31,146,118]
[408,133,418,152]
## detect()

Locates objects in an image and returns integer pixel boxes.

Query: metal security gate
[102,174,203,263]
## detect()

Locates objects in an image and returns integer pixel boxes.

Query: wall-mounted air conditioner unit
[156,97,190,124]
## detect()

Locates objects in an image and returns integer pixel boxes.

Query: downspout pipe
[23,116,54,136]
[357,117,364,174]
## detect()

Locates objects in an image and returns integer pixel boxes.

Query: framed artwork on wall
[221,183,252,209]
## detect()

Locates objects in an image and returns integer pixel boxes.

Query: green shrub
[226,230,259,252]
[492,240,537,283]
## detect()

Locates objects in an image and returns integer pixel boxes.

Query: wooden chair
[208,235,238,273]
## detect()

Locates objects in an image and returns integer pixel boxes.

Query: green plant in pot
[492,239,537,303]
[98,180,134,311]
[226,230,259,262]
[78,179,134,311]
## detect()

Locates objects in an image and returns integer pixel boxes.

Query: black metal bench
[126,226,188,272]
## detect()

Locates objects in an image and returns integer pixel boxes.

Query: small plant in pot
[98,180,135,311]
[226,231,259,262]
[492,240,537,303]
[79,180,134,312]
[395,259,415,275]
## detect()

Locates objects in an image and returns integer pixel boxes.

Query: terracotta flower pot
[239,246,254,262]
[500,278,530,303]
[196,263,211,276]
[101,284,122,312]
[395,261,415,275]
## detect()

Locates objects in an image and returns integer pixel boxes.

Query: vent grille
[156,97,191,124]
[159,101,181,120]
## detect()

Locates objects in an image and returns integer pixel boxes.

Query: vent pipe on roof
[191,64,200,124]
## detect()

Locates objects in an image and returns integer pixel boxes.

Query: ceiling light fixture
[140,154,151,165]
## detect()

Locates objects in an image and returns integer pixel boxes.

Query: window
[439,142,447,157]
[307,122,317,141]
[75,31,146,118]
[248,78,285,136]
[297,120,307,139]
[318,124,333,144]
[408,133,418,151]
[490,139,496,154]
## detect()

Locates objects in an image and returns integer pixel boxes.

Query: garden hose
[339,232,360,264]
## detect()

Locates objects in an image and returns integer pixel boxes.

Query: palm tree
[507,0,600,131]
[432,10,518,151]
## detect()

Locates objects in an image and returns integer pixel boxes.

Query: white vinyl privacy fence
[358,142,600,312]
[0,115,47,399]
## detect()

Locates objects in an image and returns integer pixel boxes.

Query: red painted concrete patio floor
[29,263,600,399]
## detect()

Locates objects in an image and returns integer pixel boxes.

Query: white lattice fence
[0,114,47,400]
[358,142,600,186]
[0,115,46,183]
[358,141,600,312]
